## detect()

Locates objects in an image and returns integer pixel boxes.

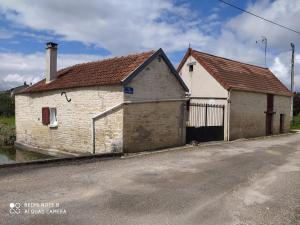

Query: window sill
[49,124,58,128]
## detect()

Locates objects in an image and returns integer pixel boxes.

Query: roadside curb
[123,140,226,159]
[122,132,298,159]
[0,152,123,169]
[1,132,297,169]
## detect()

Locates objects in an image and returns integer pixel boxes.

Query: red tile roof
[178,48,292,97]
[20,50,156,94]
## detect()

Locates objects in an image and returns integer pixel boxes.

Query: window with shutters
[49,108,58,127]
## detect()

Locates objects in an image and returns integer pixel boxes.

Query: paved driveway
[0,134,300,225]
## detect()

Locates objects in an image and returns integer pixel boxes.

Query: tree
[293,92,300,116]
[0,93,15,116]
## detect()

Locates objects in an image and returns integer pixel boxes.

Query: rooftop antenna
[256,36,267,67]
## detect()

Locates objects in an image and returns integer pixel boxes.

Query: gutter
[91,98,188,154]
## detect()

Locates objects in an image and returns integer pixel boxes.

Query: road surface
[0,134,300,225]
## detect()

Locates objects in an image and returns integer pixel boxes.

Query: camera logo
[9,203,21,214]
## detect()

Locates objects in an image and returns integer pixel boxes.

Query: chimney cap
[46,42,58,49]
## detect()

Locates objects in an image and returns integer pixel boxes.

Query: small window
[49,108,58,127]
[189,64,193,72]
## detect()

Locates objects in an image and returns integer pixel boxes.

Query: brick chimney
[45,42,58,83]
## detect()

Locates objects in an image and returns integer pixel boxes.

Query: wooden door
[266,94,274,135]
[279,114,285,133]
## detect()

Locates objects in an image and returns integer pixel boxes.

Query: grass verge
[0,116,15,145]
[292,114,300,129]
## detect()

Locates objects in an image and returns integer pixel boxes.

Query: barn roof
[19,49,188,94]
[178,48,292,97]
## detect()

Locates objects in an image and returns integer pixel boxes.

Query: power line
[218,0,300,36]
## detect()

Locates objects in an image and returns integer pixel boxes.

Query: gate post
[205,104,208,126]
[222,105,225,126]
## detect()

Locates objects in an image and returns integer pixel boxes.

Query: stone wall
[229,90,291,140]
[123,54,187,152]
[15,53,187,155]
[230,90,266,140]
[124,55,186,101]
[15,86,123,154]
[123,101,185,153]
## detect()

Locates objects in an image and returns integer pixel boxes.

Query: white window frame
[49,108,58,128]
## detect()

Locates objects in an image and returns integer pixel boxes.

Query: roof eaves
[177,47,192,72]
[266,68,293,96]
[121,50,157,84]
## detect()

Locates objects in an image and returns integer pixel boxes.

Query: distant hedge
[294,92,300,116]
[0,93,15,116]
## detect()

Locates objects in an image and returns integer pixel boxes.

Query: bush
[0,93,15,116]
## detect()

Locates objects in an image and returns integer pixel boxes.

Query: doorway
[280,114,285,133]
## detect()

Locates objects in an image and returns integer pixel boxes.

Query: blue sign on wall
[124,87,134,94]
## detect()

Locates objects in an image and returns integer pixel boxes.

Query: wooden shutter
[42,107,50,125]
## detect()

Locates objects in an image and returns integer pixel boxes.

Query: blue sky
[0,0,299,90]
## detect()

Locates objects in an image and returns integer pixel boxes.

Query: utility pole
[291,43,295,120]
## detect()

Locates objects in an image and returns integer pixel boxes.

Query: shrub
[0,93,15,116]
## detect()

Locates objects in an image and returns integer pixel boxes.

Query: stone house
[15,43,188,155]
[178,48,292,141]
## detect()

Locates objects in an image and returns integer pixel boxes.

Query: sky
[0,0,299,91]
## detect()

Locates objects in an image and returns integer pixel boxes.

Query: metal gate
[186,102,225,143]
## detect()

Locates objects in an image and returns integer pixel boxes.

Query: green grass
[0,116,15,145]
[292,113,300,129]
[0,116,15,128]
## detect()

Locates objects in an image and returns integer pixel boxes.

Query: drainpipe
[227,90,231,141]
[91,98,187,154]
[92,103,124,154]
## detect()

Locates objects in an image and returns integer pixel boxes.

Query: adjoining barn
[15,42,188,155]
[178,48,292,141]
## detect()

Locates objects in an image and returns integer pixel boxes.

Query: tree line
[0,93,15,116]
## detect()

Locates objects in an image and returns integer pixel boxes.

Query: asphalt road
[0,134,300,225]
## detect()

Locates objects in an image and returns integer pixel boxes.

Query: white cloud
[3,73,25,83]
[0,52,101,90]
[0,0,299,91]
[225,0,300,50]
[270,52,300,91]
[201,0,299,91]
[0,0,209,55]
[204,30,266,66]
